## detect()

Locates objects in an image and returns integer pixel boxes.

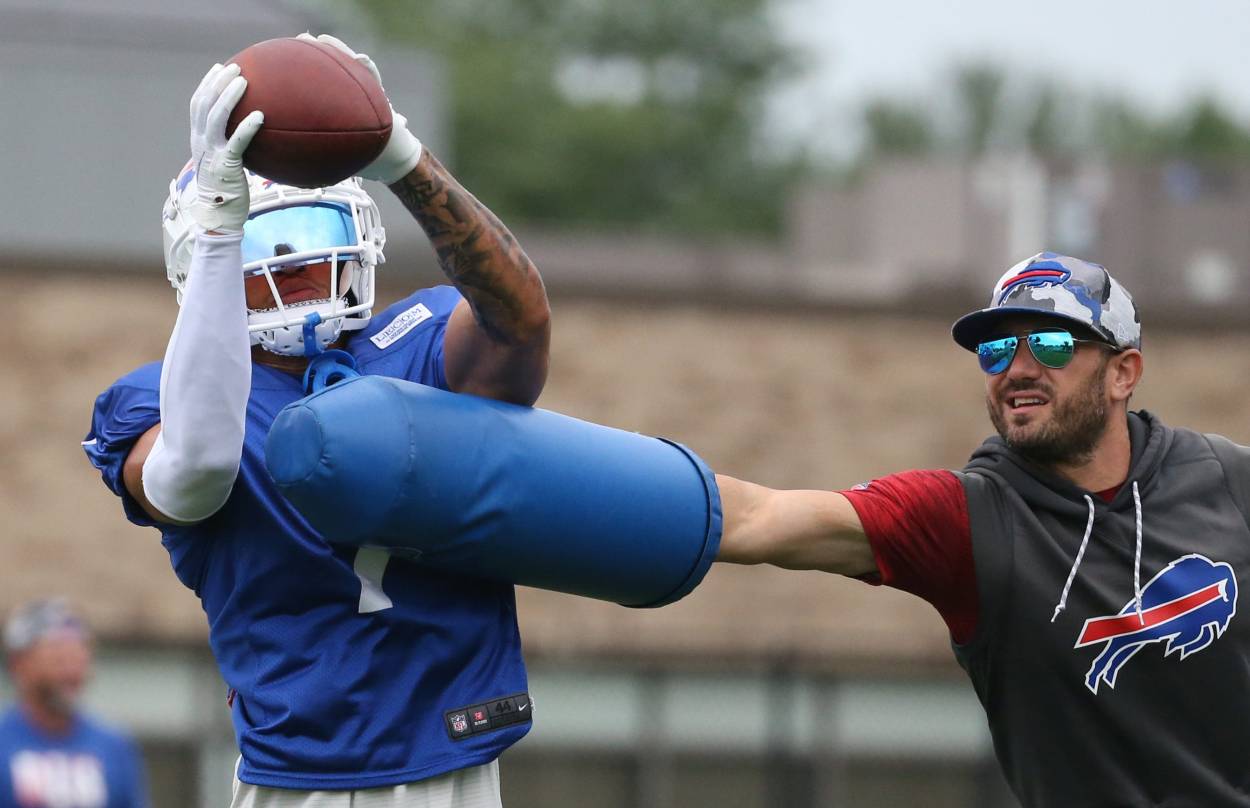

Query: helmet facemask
[163,167,387,357]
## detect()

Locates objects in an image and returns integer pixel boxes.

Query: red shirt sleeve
[841,469,978,644]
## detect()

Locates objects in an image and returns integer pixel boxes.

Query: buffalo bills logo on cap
[952,251,1142,351]
[996,252,1072,305]
[1075,554,1237,694]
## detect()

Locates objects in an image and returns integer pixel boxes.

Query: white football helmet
[162,162,387,356]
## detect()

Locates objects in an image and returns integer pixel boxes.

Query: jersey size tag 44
[445,692,532,741]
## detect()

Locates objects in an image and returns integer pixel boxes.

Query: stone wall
[5,273,1249,670]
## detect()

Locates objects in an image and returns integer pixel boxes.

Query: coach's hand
[298,33,424,185]
[188,63,263,234]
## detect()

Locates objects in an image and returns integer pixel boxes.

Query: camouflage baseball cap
[952,252,1141,352]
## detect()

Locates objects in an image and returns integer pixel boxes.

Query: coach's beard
[987,365,1110,468]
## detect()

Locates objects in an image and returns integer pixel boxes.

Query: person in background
[0,598,148,808]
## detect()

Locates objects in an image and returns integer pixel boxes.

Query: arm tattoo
[389,153,544,344]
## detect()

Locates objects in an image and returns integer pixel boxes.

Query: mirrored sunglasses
[976,329,1114,375]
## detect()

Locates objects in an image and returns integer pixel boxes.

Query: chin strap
[302,312,325,358]
[301,312,360,394]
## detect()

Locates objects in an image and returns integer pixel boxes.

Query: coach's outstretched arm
[715,475,878,577]
[304,34,551,407]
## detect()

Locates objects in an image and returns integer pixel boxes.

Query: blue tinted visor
[241,202,357,267]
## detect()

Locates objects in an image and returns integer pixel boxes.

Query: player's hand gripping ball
[225,36,392,188]
[188,63,263,233]
[295,34,424,185]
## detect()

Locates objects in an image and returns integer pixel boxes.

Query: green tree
[1171,98,1250,160]
[954,63,1006,157]
[1090,97,1174,159]
[1024,84,1062,157]
[351,0,805,235]
[862,99,934,157]
[853,69,1250,166]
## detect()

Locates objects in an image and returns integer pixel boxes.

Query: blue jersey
[0,706,147,808]
[83,287,530,790]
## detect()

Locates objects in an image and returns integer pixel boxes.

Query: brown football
[226,37,392,188]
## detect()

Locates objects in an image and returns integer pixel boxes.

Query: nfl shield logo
[451,713,469,733]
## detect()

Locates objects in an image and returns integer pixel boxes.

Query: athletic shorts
[230,760,502,808]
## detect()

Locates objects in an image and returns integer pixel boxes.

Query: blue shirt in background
[0,706,147,808]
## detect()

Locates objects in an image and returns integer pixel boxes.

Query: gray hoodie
[954,411,1250,807]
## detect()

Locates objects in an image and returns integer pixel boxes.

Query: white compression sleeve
[142,231,252,523]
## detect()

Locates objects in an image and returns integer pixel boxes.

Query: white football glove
[188,63,264,233]
[298,32,424,184]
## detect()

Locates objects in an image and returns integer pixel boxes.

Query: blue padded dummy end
[636,438,723,608]
[267,376,724,608]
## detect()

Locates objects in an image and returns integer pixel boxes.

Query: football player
[84,35,548,808]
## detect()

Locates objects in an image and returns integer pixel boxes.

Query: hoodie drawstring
[1132,481,1144,621]
[1051,495,1096,622]
[1049,484,1146,623]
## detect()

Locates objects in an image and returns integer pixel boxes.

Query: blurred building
[0,0,445,277]
[7,2,1250,808]
[511,154,1250,331]
[787,156,1250,316]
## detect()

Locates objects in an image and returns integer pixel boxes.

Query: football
[225,37,392,188]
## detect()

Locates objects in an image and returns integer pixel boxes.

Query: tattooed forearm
[389,152,548,344]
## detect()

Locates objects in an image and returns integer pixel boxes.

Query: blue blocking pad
[265,376,722,608]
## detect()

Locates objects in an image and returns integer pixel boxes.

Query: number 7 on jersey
[353,547,394,613]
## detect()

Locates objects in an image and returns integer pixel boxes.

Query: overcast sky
[769,0,1250,157]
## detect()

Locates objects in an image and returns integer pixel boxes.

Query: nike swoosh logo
[518,702,530,712]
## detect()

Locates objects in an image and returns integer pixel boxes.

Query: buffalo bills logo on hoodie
[1075,554,1237,694]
